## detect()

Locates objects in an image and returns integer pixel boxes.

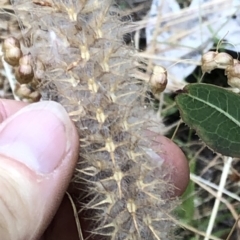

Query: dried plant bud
[15,54,34,84]
[201,51,218,73]
[28,91,41,102]
[15,84,41,102]
[149,66,167,97]
[201,51,234,74]
[15,84,31,97]
[2,37,21,51]
[30,78,41,89]
[233,59,240,65]
[214,52,234,69]
[226,62,240,89]
[3,37,22,66]
[34,60,45,81]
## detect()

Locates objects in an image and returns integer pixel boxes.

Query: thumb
[0,101,79,240]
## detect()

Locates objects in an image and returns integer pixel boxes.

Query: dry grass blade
[66,192,83,240]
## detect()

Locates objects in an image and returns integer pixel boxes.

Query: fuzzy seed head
[11,0,178,239]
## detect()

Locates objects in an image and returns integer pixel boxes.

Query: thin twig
[1,55,20,101]
[204,157,233,240]
[66,192,83,240]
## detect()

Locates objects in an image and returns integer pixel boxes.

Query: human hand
[0,99,189,240]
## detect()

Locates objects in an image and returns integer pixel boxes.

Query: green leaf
[175,83,240,157]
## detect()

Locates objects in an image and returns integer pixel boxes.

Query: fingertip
[156,136,190,196]
[0,101,79,174]
[0,99,28,123]
[145,130,189,196]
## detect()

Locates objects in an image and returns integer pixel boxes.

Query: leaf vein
[188,94,240,128]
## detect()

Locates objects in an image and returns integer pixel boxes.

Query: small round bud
[201,51,218,74]
[149,66,167,97]
[15,54,34,84]
[3,37,22,66]
[34,60,45,81]
[226,62,240,89]
[15,84,32,98]
[214,52,233,69]
[15,84,41,102]
[233,59,240,64]
[2,37,21,51]
[19,53,32,65]
[28,91,41,102]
